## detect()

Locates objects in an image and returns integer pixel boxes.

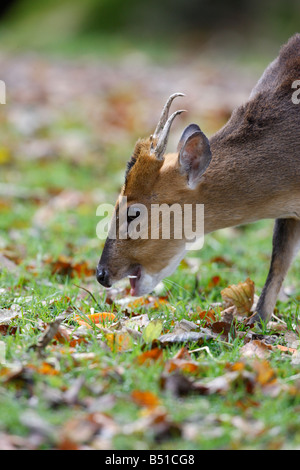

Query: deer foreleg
[254,218,300,324]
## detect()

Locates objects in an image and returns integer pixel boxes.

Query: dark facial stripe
[125,155,137,184]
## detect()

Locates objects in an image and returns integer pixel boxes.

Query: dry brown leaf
[164,358,200,375]
[58,412,118,449]
[221,278,255,316]
[252,359,277,386]
[191,308,217,326]
[53,324,87,348]
[45,255,94,278]
[211,320,235,340]
[160,371,196,397]
[210,256,233,267]
[173,346,192,360]
[276,345,298,354]
[240,340,273,359]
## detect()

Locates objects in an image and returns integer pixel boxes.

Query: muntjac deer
[97,34,300,324]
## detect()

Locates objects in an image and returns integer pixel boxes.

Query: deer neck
[198,133,278,234]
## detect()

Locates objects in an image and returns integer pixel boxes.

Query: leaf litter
[1,271,300,449]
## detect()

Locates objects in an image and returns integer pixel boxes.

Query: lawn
[1,48,300,450]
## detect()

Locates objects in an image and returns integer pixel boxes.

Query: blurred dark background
[0,0,299,57]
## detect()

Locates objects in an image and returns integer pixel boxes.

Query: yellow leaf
[0,147,10,165]
[105,331,133,352]
[142,320,163,343]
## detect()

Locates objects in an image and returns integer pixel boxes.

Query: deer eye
[127,206,141,224]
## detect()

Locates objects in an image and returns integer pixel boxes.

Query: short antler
[151,93,186,160]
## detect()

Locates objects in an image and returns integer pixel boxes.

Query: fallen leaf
[104,330,134,352]
[210,256,233,267]
[164,358,200,375]
[131,390,161,409]
[142,320,163,343]
[194,370,255,396]
[136,347,163,365]
[207,275,222,289]
[159,323,214,345]
[75,312,116,329]
[276,345,298,354]
[291,352,300,365]
[0,308,20,336]
[127,296,169,309]
[20,410,54,439]
[124,313,150,331]
[53,324,86,347]
[160,371,196,397]
[27,362,59,376]
[221,278,255,316]
[46,255,94,278]
[191,308,217,326]
[229,361,246,372]
[211,320,235,340]
[240,340,273,359]
[173,347,192,360]
[252,359,277,386]
[0,147,11,164]
[58,412,118,449]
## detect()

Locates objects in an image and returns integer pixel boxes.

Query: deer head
[96,93,212,295]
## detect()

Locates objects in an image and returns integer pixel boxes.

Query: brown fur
[98,34,300,321]
[123,138,164,200]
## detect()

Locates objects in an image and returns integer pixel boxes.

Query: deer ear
[178,127,211,189]
[177,123,201,153]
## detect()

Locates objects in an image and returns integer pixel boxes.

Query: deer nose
[96,266,111,288]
